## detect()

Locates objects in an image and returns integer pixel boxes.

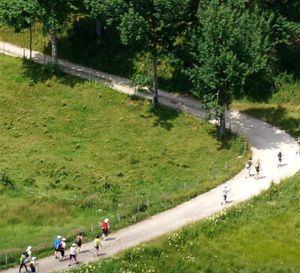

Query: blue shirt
[54,238,61,248]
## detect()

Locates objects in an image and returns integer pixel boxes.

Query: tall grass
[66,172,300,273]
[0,54,248,267]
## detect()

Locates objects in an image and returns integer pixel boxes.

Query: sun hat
[27,246,32,250]
[62,238,66,241]
[104,218,109,223]
[57,235,61,239]
[72,243,76,246]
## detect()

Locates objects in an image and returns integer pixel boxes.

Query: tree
[186,0,272,136]
[38,0,75,64]
[0,0,39,60]
[117,0,189,104]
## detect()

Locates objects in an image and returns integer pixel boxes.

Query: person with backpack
[24,246,32,262]
[56,240,64,259]
[93,235,102,257]
[254,159,262,179]
[277,150,283,167]
[245,157,252,178]
[54,235,61,258]
[19,252,29,273]
[29,257,37,273]
[221,185,230,205]
[75,232,84,254]
[101,218,110,240]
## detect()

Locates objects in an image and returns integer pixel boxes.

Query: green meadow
[67,172,300,273]
[0,54,247,268]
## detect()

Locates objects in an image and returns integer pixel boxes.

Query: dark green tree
[186,0,273,136]
[0,0,39,60]
[38,0,75,63]
[117,0,189,104]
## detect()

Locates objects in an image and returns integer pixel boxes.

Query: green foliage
[41,62,63,76]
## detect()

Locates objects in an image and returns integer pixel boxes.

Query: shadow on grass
[240,106,300,138]
[21,58,85,88]
[147,104,179,131]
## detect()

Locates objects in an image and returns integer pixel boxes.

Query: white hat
[72,243,76,246]
[62,238,66,241]
[57,235,61,239]
[27,246,32,250]
[104,218,109,223]
[32,257,36,260]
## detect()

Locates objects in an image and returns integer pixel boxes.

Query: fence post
[225,162,228,170]
[196,179,199,187]
[117,213,120,222]
[23,49,25,58]
[137,204,140,212]
[163,192,165,200]
[91,224,94,232]
[184,182,187,191]
[49,191,52,198]
[244,141,247,152]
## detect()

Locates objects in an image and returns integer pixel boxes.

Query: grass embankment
[66,172,300,273]
[1,22,299,139]
[0,54,248,268]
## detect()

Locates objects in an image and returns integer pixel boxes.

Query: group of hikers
[222,138,300,205]
[19,218,110,272]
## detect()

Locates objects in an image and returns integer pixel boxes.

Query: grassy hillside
[0,54,247,268]
[67,172,300,273]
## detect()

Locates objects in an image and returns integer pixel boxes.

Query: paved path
[0,42,299,273]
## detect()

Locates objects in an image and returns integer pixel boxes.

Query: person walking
[93,235,102,257]
[29,257,37,273]
[101,218,110,241]
[254,159,262,179]
[245,157,252,178]
[296,137,300,154]
[24,246,32,262]
[68,243,79,266]
[277,150,283,167]
[19,252,29,273]
[61,238,67,258]
[54,236,61,258]
[221,185,230,205]
[75,232,84,254]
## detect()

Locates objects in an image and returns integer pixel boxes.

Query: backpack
[101,222,107,230]
[75,235,81,244]
[94,239,99,247]
[57,242,63,250]
[25,251,29,258]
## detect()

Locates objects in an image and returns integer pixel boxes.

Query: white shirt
[70,246,76,255]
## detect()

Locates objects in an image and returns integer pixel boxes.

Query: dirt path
[0,42,299,273]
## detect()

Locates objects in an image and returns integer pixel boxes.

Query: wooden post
[184,182,187,191]
[137,204,140,212]
[117,213,120,222]
[244,141,247,152]
[23,49,25,58]
[49,191,52,198]
[196,179,199,187]
[163,192,165,200]
[225,162,228,170]
[91,224,94,232]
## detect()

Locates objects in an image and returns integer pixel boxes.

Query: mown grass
[66,172,300,273]
[232,76,300,138]
[0,53,248,268]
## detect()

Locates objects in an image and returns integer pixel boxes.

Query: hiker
[54,235,61,258]
[56,239,64,259]
[101,218,110,240]
[254,159,262,179]
[25,246,32,262]
[75,232,84,254]
[61,238,67,257]
[29,257,37,273]
[68,243,79,266]
[221,185,230,205]
[297,137,300,154]
[277,150,283,167]
[19,252,29,273]
[93,235,102,257]
[245,157,252,178]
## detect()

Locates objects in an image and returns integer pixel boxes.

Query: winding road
[0,42,299,273]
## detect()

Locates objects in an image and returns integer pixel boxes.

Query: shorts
[69,254,76,260]
[94,246,99,250]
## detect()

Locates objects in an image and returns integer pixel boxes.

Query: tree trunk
[96,21,101,40]
[51,28,58,64]
[151,52,158,104]
[220,109,226,137]
[29,25,32,60]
